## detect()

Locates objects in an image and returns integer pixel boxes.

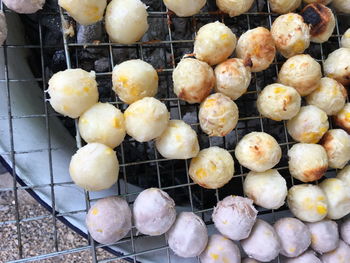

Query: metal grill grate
[0,0,349,262]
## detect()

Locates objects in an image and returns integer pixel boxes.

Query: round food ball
[235,132,282,172]
[341,28,350,48]
[320,129,350,169]
[173,58,215,104]
[124,97,169,142]
[236,27,276,72]
[333,0,350,14]
[324,48,350,86]
[216,0,254,17]
[133,188,176,236]
[307,220,339,254]
[306,77,347,116]
[274,217,311,258]
[304,0,332,4]
[212,196,258,241]
[2,0,45,13]
[319,178,350,220]
[287,184,328,222]
[334,103,350,133]
[112,59,158,104]
[167,212,208,258]
[105,0,149,44]
[78,103,126,149]
[0,11,7,46]
[257,84,301,121]
[86,197,131,244]
[48,69,99,119]
[194,21,237,66]
[242,259,260,263]
[243,169,288,209]
[58,0,107,25]
[340,217,350,245]
[268,0,302,14]
[163,0,206,16]
[241,219,281,262]
[287,105,329,143]
[285,250,321,263]
[199,234,241,263]
[278,55,322,96]
[69,143,119,191]
[155,120,199,159]
[214,58,252,100]
[199,93,239,137]
[189,147,234,189]
[271,13,310,58]
[321,240,350,263]
[337,165,350,186]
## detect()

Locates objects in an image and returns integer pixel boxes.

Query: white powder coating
[340,217,350,245]
[321,240,350,263]
[334,103,350,133]
[163,0,206,16]
[307,220,339,254]
[285,250,321,263]
[324,48,350,86]
[337,165,350,186]
[0,11,7,46]
[269,0,302,14]
[2,0,45,13]
[341,28,350,48]
[216,0,254,17]
[333,0,350,14]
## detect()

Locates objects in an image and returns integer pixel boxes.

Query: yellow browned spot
[274,87,286,94]
[195,168,208,179]
[113,117,122,129]
[345,112,350,122]
[175,134,182,142]
[301,131,323,143]
[220,34,229,40]
[204,98,217,108]
[287,15,294,23]
[303,197,314,210]
[318,196,325,201]
[118,76,128,86]
[217,246,224,251]
[130,86,140,97]
[85,6,100,21]
[96,229,103,233]
[327,73,335,79]
[289,247,296,253]
[253,45,261,56]
[210,253,219,260]
[303,165,328,182]
[80,118,88,124]
[292,40,305,53]
[317,205,327,215]
[223,258,229,263]
[91,208,99,215]
[105,148,113,155]
[289,63,295,69]
[83,87,90,92]
[311,234,317,244]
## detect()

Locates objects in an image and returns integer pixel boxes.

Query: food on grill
[216,0,254,17]
[78,103,126,149]
[214,58,251,100]
[133,188,176,236]
[86,197,132,244]
[307,220,339,254]
[243,169,287,209]
[271,13,310,58]
[58,0,107,25]
[199,93,239,137]
[287,105,329,143]
[333,0,350,14]
[199,234,241,263]
[340,217,350,245]
[167,212,208,258]
[337,165,350,186]
[235,132,282,172]
[334,103,350,133]
[242,259,260,263]
[301,3,335,43]
[156,120,199,159]
[274,217,311,258]
[48,69,99,118]
[321,240,350,263]
[124,97,169,142]
[2,0,45,13]
[269,0,301,14]
[112,59,158,104]
[194,21,237,66]
[257,84,301,121]
[189,146,234,189]
[0,11,7,46]
[304,0,332,4]
[319,178,350,220]
[173,58,215,104]
[105,0,148,44]
[341,28,350,48]
[163,0,206,16]
[324,48,350,86]
[306,77,347,116]
[285,250,321,263]
[241,219,281,262]
[212,196,258,241]
[278,54,322,96]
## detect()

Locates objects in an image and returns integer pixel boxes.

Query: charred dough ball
[216,0,254,17]
[199,93,239,137]
[333,0,350,14]
[173,58,215,104]
[105,0,149,44]
[212,196,258,241]
[337,165,350,186]
[0,11,7,46]
[133,188,176,236]
[163,0,206,16]
[321,240,350,263]
[194,21,237,66]
[2,0,45,13]
[274,217,311,257]
[112,59,158,104]
[167,212,208,258]
[214,58,251,100]
[340,217,350,245]
[285,250,321,263]
[189,147,234,189]
[268,0,302,14]
[307,220,339,254]
[334,103,350,133]
[86,197,131,244]
[341,28,350,48]
[48,69,99,119]
[257,84,301,121]
[156,120,199,159]
[324,48,350,86]
[235,132,282,172]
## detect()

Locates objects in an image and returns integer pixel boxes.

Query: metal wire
[1,0,350,262]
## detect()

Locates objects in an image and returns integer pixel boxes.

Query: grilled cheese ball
[307,220,339,254]
[269,0,302,14]
[334,103,350,133]
[337,165,350,186]
[333,0,350,14]
[163,0,206,16]
[321,240,350,263]
[324,48,350,86]
[341,28,350,48]
[216,0,254,17]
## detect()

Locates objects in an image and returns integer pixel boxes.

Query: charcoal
[51,50,67,73]
[94,57,110,73]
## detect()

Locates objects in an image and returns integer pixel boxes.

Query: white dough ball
[235,132,282,172]
[58,0,107,25]
[3,0,45,13]
[337,165,350,186]
[194,21,237,66]
[69,143,119,191]
[216,0,254,17]
[163,0,206,16]
[334,103,350,133]
[48,69,99,118]
[324,48,350,86]
[0,11,7,46]
[321,240,350,263]
[243,169,287,209]
[285,250,321,263]
[199,93,239,137]
[173,58,215,104]
[307,220,339,254]
[333,0,350,14]
[105,0,149,44]
[269,0,302,14]
[319,178,350,220]
[155,120,199,159]
[341,28,350,48]
[340,217,350,245]
[320,129,350,169]
[242,259,260,263]
[112,59,158,104]
[287,105,329,143]
[257,84,301,121]
[124,97,169,142]
[189,147,234,189]
[214,58,251,100]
